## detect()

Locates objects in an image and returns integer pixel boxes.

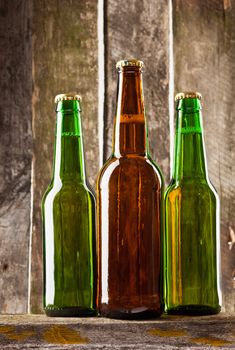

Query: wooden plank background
[173,0,235,312]
[0,0,32,313]
[104,0,170,179]
[0,0,234,314]
[29,0,99,313]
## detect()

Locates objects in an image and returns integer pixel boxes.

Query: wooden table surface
[0,313,234,349]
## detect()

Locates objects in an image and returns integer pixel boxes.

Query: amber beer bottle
[42,94,96,316]
[97,60,164,319]
[164,92,221,315]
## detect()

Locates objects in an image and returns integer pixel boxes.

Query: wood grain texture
[173,0,235,312]
[0,0,32,313]
[104,0,170,179]
[29,0,99,313]
[0,314,234,349]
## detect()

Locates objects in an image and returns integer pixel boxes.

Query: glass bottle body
[42,99,96,316]
[164,97,221,315]
[97,62,164,319]
[98,155,163,319]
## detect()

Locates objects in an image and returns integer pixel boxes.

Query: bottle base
[45,306,97,317]
[100,306,162,320]
[166,304,221,316]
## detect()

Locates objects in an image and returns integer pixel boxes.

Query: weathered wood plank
[104,0,171,179]
[29,0,99,313]
[173,0,235,312]
[0,0,32,313]
[0,314,234,349]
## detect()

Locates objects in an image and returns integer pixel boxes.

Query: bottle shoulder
[98,154,162,172]
[97,155,163,189]
[42,179,95,204]
[165,178,219,201]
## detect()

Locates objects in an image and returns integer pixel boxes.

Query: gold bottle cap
[116,59,144,69]
[55,93,82,103]
[175,91,202,101]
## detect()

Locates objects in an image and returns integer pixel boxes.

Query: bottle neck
[52,100,86,184]
[173,98,208,181]
[113,67,147,157]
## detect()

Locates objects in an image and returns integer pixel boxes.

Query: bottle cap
[55,93,82,103]
[116,59,144,69]
[175,91,202,101]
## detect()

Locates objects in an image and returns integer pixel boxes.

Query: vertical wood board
[0,0,32,313]
[30,0,99,313]
[173,0,235,312]
[104,0,171,179]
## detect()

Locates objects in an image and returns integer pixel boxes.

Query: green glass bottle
[42,94,96,317]
[164,92,221,315]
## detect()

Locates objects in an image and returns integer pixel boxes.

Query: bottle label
[178,127,202,134]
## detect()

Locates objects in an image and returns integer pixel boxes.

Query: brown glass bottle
[97,60,164,319]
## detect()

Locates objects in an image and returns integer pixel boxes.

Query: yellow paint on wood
[0,325,15,333]
[0,326,35,341]
[148,328,187,337]
[6,330,35,341]
[190,337,234,347]
[43,325,88,344]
